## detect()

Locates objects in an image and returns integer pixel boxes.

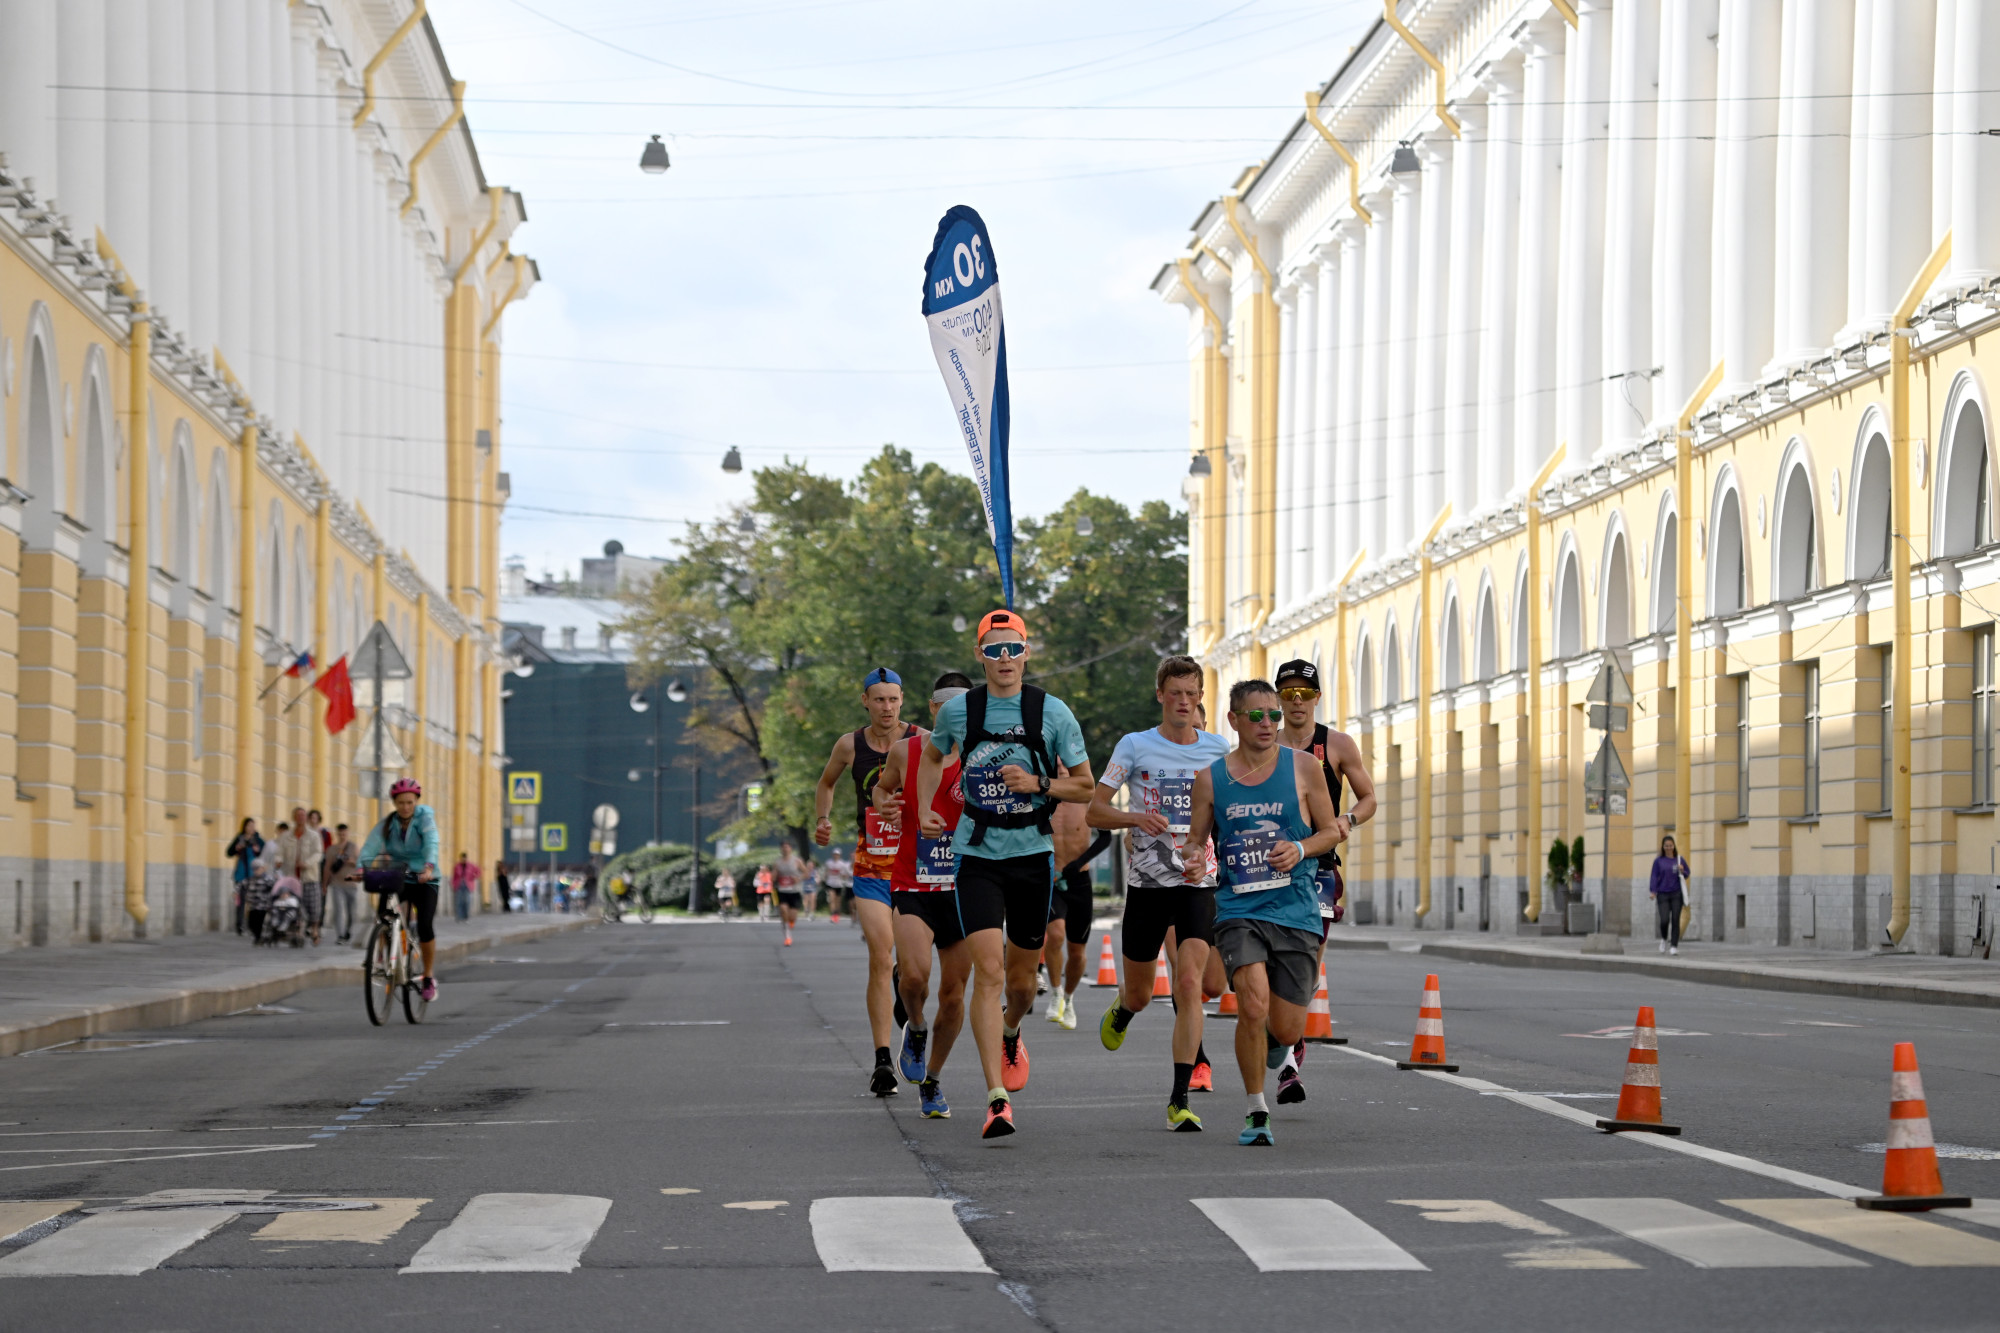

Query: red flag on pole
[313,656,356,734]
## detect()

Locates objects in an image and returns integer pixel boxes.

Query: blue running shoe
[1238,1111,1274,1146]
[920,1078,950,1118]
[899,1023,928,1084]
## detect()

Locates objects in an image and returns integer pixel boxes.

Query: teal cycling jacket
[359,804,441,877]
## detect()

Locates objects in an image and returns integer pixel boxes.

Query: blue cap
[863,667,901,688]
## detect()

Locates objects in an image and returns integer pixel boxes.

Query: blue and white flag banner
[921,205,1015,609]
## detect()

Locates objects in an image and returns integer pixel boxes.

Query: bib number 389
[963,764,1036,816]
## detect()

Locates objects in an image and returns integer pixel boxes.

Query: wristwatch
[1037,775,1051,795]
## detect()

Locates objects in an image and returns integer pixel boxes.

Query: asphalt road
[2,917,1997,1332]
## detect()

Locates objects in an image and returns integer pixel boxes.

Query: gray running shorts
[1214,918,1321,1008]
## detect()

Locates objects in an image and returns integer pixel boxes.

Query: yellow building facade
[0,1,534,946]
[1157,0,2000,955]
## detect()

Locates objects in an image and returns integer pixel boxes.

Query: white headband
[932,687,969,703]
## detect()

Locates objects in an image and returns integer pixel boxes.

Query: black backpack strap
[959,685,1058,846]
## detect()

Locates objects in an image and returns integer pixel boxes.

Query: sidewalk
[1325,925,2000,1009]
[0,911,592,1056]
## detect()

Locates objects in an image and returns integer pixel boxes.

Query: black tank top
[1309,722,1346,813]
[850,724,917,825]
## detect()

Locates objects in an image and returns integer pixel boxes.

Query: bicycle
[362,870,430,1025]
[602,880,654,924]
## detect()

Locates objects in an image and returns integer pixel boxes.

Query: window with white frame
[1974,628,1995,808]
[1801,661,1820,818]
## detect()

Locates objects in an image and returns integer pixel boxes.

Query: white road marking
[0,1200,79,1243]
[1545,1198,1864,1268]
[1857,1141,2000,1160]
[660,1188,701,1195]
[809,1198,992,1273]
[0,1144,315,1174]
[1724,1198,2000,1266]
[1964,1200,2000,1231]
[0,1208,239,1276]
[1390,1198,1639,1269]
[256,1199,429,1245]
[1193,1198,1427,1272]
[401,1193,612,1273]
[723,1200,788,1210]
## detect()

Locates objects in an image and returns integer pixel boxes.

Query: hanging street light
[1075,514,1095,536]
[1188,453,1213,478]
[1390,141,1421,174]
[639,135,671,174]
[666,679,689,704]
[721,446,743,473]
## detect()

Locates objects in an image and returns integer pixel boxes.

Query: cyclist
[359,777,442,1001]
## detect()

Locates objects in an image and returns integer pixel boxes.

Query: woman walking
[1650,835,1691,955]
[226,818,263,935]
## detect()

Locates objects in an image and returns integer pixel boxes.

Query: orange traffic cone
[1092,934,1119,987]
[1152,947,1173,997]
[1595,1006,1681,1135]
[1301,962,1346,1045]
[1396,973,1459,1072]
[1857,1041,1971,1211]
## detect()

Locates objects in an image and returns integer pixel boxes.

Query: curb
[1323,933,2000,1010]
[0,917,592,1057]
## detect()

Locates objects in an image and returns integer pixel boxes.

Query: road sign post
[1583,654,1634,933]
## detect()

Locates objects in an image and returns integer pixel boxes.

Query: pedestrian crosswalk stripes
[2,1192,1997,1276]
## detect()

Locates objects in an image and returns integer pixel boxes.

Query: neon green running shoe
[1167,1100,1204,1133]
[1099,1003,1133,1052]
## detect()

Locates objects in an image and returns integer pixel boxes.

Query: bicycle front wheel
[635,892,655,923]
[363,921,397,1026]
[401,973,429,1024]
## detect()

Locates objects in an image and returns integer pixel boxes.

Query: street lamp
[721,446,743,473]
[1188,453,1212,478]
[1390,141,1421,174]
[630,678,704,912]
[1075,514,1095,537]
[639,134,671,174]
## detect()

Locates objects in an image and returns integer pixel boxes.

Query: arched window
[77,351,115,575]
[1383,622,1403,707]
[1512,559,1529,671]
[1938,398,1991,558]
[1653,508,1678,633]
[1852,428,1892,580]
[168,435,197,587]
[204,454,231,604]
[1712,485,1747,615]
[21,326,61,550]
[1356,630,1376,715]
[1442,593,1463,690]
[1556,548,1584,659]
[1775,453,1817,601]
[1602,531,1632,647]
[1475,584,1499,679]
[264,516,284,637]
[291,528,311,650]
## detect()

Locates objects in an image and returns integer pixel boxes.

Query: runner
[773,848,805,945]
[823,846,854,920]
[872,670,977,1118]
[1270,658,1377,1104]
[1088,655,1231,1131]
[813,667,920,1098]
[915,610,1093,1139]
[754,863,778,925]
[1181,678,1346,1146]
[1044,767,1108,1030]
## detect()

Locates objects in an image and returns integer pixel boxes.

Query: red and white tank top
[891,735,964,893]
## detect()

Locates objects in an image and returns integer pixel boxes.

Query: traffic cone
[1595,1006,1681,1135]
[1092,934,1119,987]
[1301,962,1346,1044]
[1152,947,1172,997]
[1396,973,1459,1072]
[1856,1042,1971,1211]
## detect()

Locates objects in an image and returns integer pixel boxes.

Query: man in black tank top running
[1271,658,1377,1105]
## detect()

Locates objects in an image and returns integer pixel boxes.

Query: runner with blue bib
[1182,678,1347,1146]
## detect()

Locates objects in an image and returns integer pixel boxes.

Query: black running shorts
[892,890,967,947]
[1120,883,1217,962]
[776,890,803,909]
[398,880,439,945]
[954,852,1054,950]
[1047,867,1095,945]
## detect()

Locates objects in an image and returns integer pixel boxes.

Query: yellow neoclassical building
[0,1,534,946]
[1156,0,2000,956]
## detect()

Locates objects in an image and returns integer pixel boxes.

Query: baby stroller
[260,875,307,947]
[243,874,274,942]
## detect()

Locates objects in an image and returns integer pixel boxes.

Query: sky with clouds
[424,0,1377,579]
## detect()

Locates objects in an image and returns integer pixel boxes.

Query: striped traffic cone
[1091,934,1119,987]
[1152,947,1173,997]
[1857,1042,1971,1211]
[1595,1006,1681,1135]
[1396,973,1459,1073]
[1301,962,1346,1044]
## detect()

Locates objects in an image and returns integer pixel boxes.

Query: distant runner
[1044,765,1108,1030]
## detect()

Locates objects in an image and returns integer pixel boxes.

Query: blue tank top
[1210,750,1320,934]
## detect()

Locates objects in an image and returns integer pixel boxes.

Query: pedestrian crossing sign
[540,824,567,853]
[509,773,542,805]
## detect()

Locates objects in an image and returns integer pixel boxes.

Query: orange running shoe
[1001,1030,1030,1092]
[982,1096,1016,1140]
[783,930,793,946]
[1189,1060,1213,1092]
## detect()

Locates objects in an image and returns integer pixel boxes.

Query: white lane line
[1544,1198,1865,1269]
[1334,1045,1870,1199]
[1964,1200,2000,1232]
[401,1193,612,1273]
[1192,1198,1428,1272]
[1723,1198,2000,1266]
[0,1144,315,1174]
[0,1208,239,1276]
[809,1198,992,1273]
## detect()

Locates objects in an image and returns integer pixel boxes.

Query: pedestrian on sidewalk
[278,808,324,943]
[247,822,287,940]
[495,861,512,912]
[226,818,263,935]
[1650,835,1691,955]
[452,853,480,920]
[325,822,360,944]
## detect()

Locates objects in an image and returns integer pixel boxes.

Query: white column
[1773,0,1856,370]
[0,2,59,204]
[1477,57,1523,503]
[1716,0,1783,393]
[1932,0,1956,249]
[1556,0,1612,471]
[1310,243,1340,592]
[269,7,300,434]
[1275,287,1298,611]
[214,0,250,373]
[1513,22,1564,489]
[1335,227,1365,570]
[1654,0,1720,422]
[292,13,323,450]
[1291,272,1318,603]
[1357,198,1391,562]
[1601,0,1660,453]
[1413,137,1452,534]
[183,0,219,359]
[104,0,151,285]
[1387,173,1423,554]
[1949,0,2000,283]
[244,0,275,407]
[1444,100,1484,518]
[149,0,190,329]
[56,2,106,238]
[1859,0,1937,329]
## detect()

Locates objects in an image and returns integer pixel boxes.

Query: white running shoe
[1059,996,1078,1030]
[1669,946,1679,956]
[1046,992,1065,1024]
[1658,940,1667,953]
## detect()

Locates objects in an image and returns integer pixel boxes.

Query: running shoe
[899,1024,928,1084]
[982,1096,1016,1139]
[1036,964,1049,995]
[419,976,438,1002]
[1099,1004,1133,1052]
[892,964,907,1028]
[1046,992,1065,1024]
[1167,1100,1204,1133]
[784,930,793,946]
[870,1061,898,1097]
[1001,1031,1030,1092]
[919,1079,950,1118]
[1058,997,1078,1031]
[1238,1111,1274,1146]
[1293,1040,1307,1069]
[1189,1059,1213,1092]
[1276,1066,1306,1105]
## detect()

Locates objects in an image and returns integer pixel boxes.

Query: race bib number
[962,764,1037,816]
[916,832,956,885]
[1156,775,1195,834]
[1315,859,1344,919]
[862,809,900,859]
[1221,826,1289,894]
